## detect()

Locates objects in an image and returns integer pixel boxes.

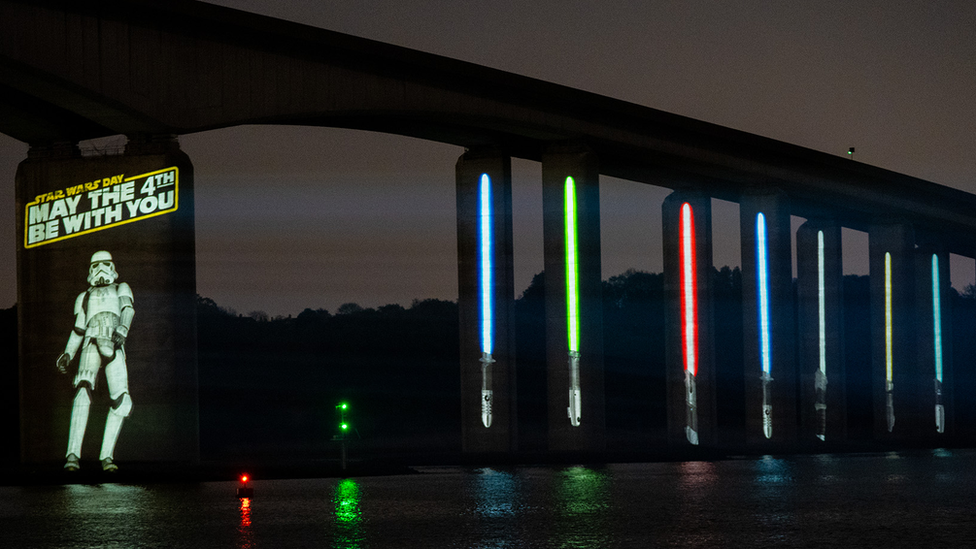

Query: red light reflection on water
[240,497,252,527]
[238,497,253,549]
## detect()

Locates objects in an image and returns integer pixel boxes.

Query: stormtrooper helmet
[87,250,118,286]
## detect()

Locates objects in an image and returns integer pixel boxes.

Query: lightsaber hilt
[935,378,945,434]
[567,351,581,427]
[814,368,827,441]
[761,373,773,439]
[886,380,895,433]
[684,370,699,445]
[480,352,494,428]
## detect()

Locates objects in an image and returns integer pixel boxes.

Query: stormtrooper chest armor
[87,284,123,319]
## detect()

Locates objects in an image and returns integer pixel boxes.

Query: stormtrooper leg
[66,383,92,459]
[100,351,131,465]
[65,343,101,469]
[99,393,131,466]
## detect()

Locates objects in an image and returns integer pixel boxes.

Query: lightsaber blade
[815,230,827,441]
[885,252,895,433]
[565,176,582,427]
[479,173,493,428]
[680,203,699,445]
[757,213,773,439]
[932,254,944,434]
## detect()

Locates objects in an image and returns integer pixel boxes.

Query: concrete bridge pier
[796,220,846,443]
[740,190,796,447]
[662,191,716,448]
[914,240,952,439]
[455,149,518,453]
[17,135,198,466]
[542,144,605,453]
[869,223,921,441]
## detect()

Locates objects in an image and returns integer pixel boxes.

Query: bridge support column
[869,223,921,440]
[456,149,517,453]
[17,135,198,466]
[740,190,796,446]
[914,239,952,439]
[662,192,716,448]
[542,144,605,453]
[951,254,975,441]
[796,220,846,444]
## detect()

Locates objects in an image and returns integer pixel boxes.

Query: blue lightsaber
[479,174,494,428]
[932,254,944,434]
[757,213,773,439]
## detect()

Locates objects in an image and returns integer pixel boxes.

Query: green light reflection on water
[554,466,612,548]
[332,478,364,548]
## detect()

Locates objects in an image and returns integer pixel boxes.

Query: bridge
[4,0,974,463]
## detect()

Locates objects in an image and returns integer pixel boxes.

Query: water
[3,449,976,548]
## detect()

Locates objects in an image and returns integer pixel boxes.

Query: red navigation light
[237,473,254,497]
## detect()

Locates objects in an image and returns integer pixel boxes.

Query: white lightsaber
[815,230,827,441]
[885,252,895,433]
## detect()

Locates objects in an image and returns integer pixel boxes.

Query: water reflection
[332,478,364,548]
[754,455,793,486]
[472,468,521,548]
[238,497,253,549]
[678,460,717,490]
[750,456,797,539]
[6,453,976,548]
[554,466,612,548]
[61,484,152,542]
[474,468,519,518]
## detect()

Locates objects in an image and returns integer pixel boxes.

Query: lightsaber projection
[478,174,494,428]
[680,203,699,445]
[815,230,828,441]
[565,176,582,427]
[756,213,773,439]
[885,252,895,432]
[932,254,944,434]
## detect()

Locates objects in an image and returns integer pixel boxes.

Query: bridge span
[3,0,974,463]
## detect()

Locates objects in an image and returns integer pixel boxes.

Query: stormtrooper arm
[113,283,134,346]
[58,294,87,373]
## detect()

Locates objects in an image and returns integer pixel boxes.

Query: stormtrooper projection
[57,251,134,472]
[17,151,198,468]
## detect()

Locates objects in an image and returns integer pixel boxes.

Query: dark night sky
[2,0,975,315]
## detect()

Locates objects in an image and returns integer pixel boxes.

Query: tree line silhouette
[195,267,976,459]
[4,267,976,465]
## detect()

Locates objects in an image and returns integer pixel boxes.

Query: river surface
[3,449,975,548]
